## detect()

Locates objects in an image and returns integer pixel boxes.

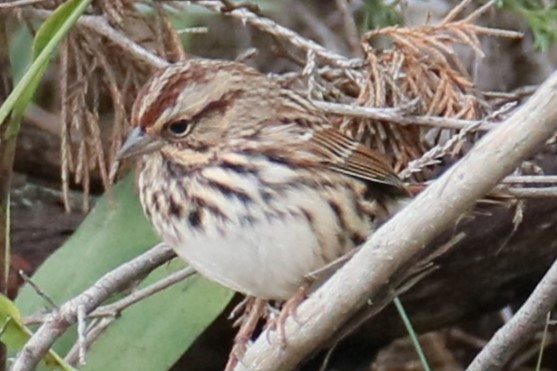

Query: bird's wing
[309,127,406,193]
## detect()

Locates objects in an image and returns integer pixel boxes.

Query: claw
[264,285,308,347]
[225,297,266,371]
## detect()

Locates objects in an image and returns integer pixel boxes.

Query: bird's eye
[167,120,190,137]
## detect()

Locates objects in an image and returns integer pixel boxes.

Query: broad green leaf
[16,175,233,370]
[0,0,91,127]
[0,295,74,370]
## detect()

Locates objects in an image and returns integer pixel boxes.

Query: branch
[63,267,196,366]
[91,266,196,318]
[185,1,360,68]
[498,186,557,198]
[0,0,47,8]
[467,257,557,371]
[234,71,557,370]
[503,175,557,184]
[24,10,168,70]
[313,101,497,131]
[10,244,176,371]
[22,267,197,325]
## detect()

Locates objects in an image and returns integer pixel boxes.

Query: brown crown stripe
[133,60,264,129]
[138,73,200,128]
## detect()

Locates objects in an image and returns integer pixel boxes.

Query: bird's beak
[116,127,163,160]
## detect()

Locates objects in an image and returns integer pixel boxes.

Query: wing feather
[310,128,406,192]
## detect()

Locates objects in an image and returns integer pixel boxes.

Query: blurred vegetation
[361,0,402,30]
[499,0,557,51]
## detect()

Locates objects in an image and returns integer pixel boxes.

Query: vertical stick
[0,14,13,371]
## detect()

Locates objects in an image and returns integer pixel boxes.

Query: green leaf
[0,0,91,127]
[0,294,74,370]
[16,175,233,370]
[0,294,29,352]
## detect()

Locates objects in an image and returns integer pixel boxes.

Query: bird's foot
[265,286,308,347]
[225,297,266,371]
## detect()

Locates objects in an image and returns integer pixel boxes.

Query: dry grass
[53,1,182,210]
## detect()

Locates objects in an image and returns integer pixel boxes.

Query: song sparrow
[117,59,408,301]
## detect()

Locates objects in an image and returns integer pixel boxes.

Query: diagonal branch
[467,256,557,370]
[184,0,360,68]
[234,71,557,370]
[24,10,168,69]
[10,244,176,371]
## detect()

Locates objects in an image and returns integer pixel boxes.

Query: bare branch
[497,186,557,198]
[400,120,482,178]
[23,266,197,368]
[11,244,176,371]
[0,0,47,9]
[313,100,497,131]
[63,267,196,366]
[234,71,557,371]
[18,270,58,310]
[24,10,168,69]
[467,258,557,371]
[76,305,87,366]
[181,1,361,68]
[503,175,557,184]
[91,267,196,318]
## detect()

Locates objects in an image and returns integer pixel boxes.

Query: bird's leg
[265,284,309,347]
[229,296,251,326]
[225,297,266,371]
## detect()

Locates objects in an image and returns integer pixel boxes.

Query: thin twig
[24,10,168,70]
[91,266,196,318]
[0,0,46,8]
[23,267,196,324]
[65,317,111,366]
[502,175,557,184]
[11,244,176,371]
[18,270,58,310]
[76,305,87,366]
[535,312,552,371]
[176,26,208,34]
[63,267,196,365]
[182,1,361,68]
[400,120,482,178]
[497,186,557,198]
[313,100,497,131]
